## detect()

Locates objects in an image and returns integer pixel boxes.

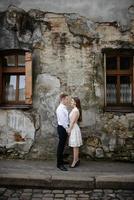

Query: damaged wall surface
[0,3,134,161]
[0,0,134,26]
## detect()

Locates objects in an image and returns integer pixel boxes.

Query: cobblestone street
[0,187,134,200]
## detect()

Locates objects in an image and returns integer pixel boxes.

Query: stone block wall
[0,5,134,161]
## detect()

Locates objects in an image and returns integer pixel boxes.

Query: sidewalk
[0,159,134,190]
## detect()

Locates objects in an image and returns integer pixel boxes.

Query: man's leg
[57,125,67,167]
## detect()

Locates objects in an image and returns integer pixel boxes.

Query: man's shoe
[57,165,68,171]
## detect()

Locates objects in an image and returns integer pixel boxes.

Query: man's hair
[60,93,68,100]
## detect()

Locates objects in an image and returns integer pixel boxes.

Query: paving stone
[42,198,53,200]
[32,193,43,198]
[67,194,77,198]
[42,190,52,193]
[55,193,65,198]
[75,191,84,194]
[78,194,90,198]
[33,189,43,193]
[85,191,92,194]
[21,192,32,196]
[103,189,113,193]
[64,190,74,194]
[20,197,31,200]
[23,189,33,193]
[43,193,54,197]
[52,190,63,193]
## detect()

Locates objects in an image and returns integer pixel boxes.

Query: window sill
[104,106,134,113]
[0,104,33,110]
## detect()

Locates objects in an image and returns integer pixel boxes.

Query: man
[56,93,69,171]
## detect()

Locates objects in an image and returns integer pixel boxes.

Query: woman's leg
[71,147,79,166]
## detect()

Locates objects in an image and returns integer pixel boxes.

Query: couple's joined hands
[66,128,71,135]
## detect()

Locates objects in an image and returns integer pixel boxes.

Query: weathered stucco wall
[0,4,134,161]
[0,0,134,26]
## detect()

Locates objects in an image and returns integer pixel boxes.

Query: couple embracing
[56,93,83,171]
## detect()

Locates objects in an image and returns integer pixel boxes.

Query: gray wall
[0,0,133,26]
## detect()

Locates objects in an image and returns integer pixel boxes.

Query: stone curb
[95,175,134,190]
[0,173,134,190]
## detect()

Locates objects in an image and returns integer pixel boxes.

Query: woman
[67,97,83,168]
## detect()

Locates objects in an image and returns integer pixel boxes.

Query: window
[103,49,134,112]
[0,50,32,108]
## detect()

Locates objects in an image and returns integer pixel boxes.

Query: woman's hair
[73,97,82,122]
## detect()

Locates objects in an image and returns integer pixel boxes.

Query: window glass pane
[120,76,132,103]
[5,75,16,101]
[106,57,117,70]
[5,55,15,67]
[18,55,25,67]
[0,57,7,66]
[120,57,131,70]
[106,76,117,104]
[19,75,25,101]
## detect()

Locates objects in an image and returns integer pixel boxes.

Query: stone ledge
[96,175,134,190]
[50,175,94,189]
[0,173,94,189]
[0,173,134,190]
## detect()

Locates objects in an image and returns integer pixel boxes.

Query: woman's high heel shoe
[70,160,80,168]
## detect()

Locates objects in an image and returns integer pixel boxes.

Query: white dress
[69,107,83,147]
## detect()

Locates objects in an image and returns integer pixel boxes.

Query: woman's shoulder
[73,107,79,113]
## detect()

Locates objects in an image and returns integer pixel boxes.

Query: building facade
[0,0,134,161]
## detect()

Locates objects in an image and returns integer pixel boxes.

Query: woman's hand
[66,128,71,136]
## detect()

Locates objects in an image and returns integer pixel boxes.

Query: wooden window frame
[0,50,32,109]
[103,49,134,113]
